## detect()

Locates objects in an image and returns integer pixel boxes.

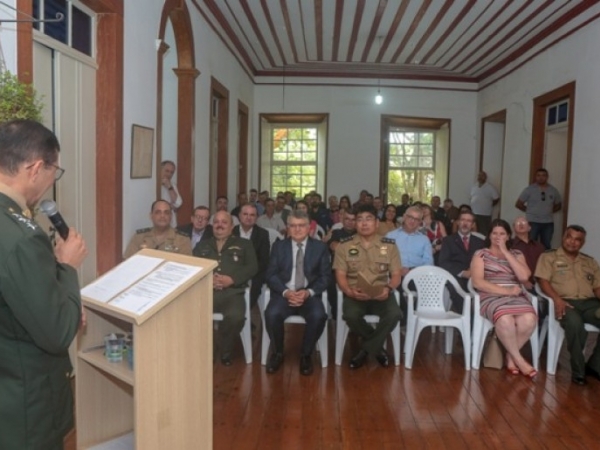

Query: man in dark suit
[265,210,331,376]
[438,210,485,311]
[233,204,270,309]
[177,205,213,250]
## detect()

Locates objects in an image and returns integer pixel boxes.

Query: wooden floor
[67,320,600,449]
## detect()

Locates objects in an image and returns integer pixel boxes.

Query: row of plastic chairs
[213,269,599,373]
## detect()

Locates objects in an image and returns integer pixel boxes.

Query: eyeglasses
[404,214,422,221]
[288,223,309,229]
[26,162,65,181]
[49,163,65,181]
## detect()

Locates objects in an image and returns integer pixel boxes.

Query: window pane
[558,102,568,123]
[72,5,92,56]
[33,0,41,30]
[45,0,68,44]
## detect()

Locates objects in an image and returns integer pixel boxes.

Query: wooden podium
[76,249,217,449]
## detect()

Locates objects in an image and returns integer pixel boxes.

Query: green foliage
[0,71,43,123]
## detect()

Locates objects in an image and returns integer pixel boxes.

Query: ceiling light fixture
[375,36,383,105]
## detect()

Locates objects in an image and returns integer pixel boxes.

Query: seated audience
[536,225,600,385]
[210,195,240,226]
[257,198,287,234]
[377,203,398,236]
[124,200,192,258]
[373,196,384,219]
[452,204,478,234]
[295,200,323,239]
[386,205,433,276]
[444,198,460,229]
[310,193,333,232]
[177,205,213,250]
[339,195,351,213]
[328,195,340,223]
[233,204,270,309]
[249,188,265,216]
[511,216,545,290]
[264,210,331,376]
[230,192,248,219]
[275,194,291,224]
[193,211,257,365]
[421,204,447,259]
[471,219,537,377]
[395,193,411,220]
[334,205,402,369]
[353,190,368,208]
[438,210,485,311]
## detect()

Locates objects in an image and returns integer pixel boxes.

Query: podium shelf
[78,348,134,385]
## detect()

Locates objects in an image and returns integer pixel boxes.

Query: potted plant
[0,70,43,122]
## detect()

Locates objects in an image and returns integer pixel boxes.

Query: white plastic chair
[213,286,253,364]
[535,283,600,375]
[469,280,540,371]
[259,288,328,367]
[265,227,282,248]
[334,287,401,366]
[403,266,471,370]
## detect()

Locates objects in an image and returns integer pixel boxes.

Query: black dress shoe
[585,365,600,381]
[375,349,390,368]
[266,352,284,374]
[220,353,232,366]
[300,355,313,376]
[572,375,587,386]
[349,350,368,369]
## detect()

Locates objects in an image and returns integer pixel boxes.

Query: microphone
[39,199,69,240]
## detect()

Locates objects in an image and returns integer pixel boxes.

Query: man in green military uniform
[123,199,192,258]
[334,204,402,369]
[536,225,600,385]
[0,120,88,449]
[194,210,257,365]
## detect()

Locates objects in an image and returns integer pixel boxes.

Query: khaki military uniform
[123,227,192,259]
[194,236,258,355]
[0,186,81,450]
[333,235,402,356]
[536,247,600,377]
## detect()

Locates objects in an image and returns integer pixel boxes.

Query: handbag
[483,332,504,369]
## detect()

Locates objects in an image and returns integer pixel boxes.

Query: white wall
[252,83,478,205]
[0,0,17,72]
[121,0,254,247]
[479,19,600,259]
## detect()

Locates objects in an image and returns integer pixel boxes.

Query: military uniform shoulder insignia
[580,252,593,259]
[7,207,38,231]
[136,227,151,234]
[380,237,395,244]
[340,236,355,243]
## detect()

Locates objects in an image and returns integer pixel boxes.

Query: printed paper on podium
[356,270,384,299]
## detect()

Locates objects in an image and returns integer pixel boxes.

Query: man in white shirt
[257,198,286,234]
[160,160,182,226]
[470,171,499,236]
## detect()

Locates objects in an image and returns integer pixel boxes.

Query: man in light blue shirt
[386,205,433,275]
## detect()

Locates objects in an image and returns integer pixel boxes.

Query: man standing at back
[160,160,182,226]
[515,168,562,249]
[0,119,88,450]
[470,171,499,236]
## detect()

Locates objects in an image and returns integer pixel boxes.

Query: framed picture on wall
[130,124,154,179]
